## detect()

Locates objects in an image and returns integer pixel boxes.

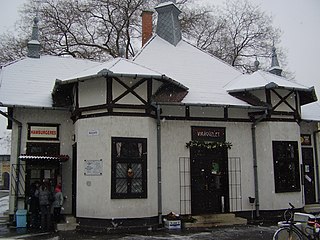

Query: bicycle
[273,203,320,240]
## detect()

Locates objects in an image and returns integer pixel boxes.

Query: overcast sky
[0,0,319,133]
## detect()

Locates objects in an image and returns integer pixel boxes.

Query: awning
[18,154,69,162]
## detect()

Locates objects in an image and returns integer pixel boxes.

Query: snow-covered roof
[301,102,320,121]
[134,35,250,107]
[56,58,187,90]
[0,55,101,108]
[224,70,317,106]
[224,70,314,92]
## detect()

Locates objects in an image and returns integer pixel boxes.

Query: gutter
[251,111,267,218]
[155,104,162,225]
[0,109,22,212]
[53,72,188,94]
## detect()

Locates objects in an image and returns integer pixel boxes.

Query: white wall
[256,121,303,210]
[79,77,106,107]
[160,120,256,214]
[75,116,158,219]
[9,108,74,214]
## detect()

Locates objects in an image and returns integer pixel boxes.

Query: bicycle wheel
[273,227,302,240]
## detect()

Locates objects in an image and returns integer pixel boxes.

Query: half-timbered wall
[270,89,296,112]
[79,78,106,108]
[189,106,224,119]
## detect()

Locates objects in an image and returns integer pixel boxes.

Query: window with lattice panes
[111,137,147,199]
[272,141,301,193]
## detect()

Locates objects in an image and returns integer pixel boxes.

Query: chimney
[155,1,182,46]
[269,46,282,76]
[141,10,154,47]
[27,16,41,58]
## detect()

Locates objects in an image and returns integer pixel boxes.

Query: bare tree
[0,0,286,74]
[182,0,284,73]
[0,33,28,64]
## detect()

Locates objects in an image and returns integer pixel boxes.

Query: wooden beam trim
[112,77,148,105]
[271,89,296,112]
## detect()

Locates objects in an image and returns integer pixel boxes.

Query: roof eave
[0,102,68,110]
[53,72,188,94]
[227,85,315,94]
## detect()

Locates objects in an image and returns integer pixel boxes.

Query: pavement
[0,224,278,240]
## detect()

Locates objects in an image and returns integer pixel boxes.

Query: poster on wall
[301,134,311,146]
[84,159,103,176]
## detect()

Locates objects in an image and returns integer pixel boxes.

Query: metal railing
[179,156,243,214]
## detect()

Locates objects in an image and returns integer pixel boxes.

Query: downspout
[156,104,162,225]
[251,111,267,218]
[0,109,22,212]
[313,128,320,203]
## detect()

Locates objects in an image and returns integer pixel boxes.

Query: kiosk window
[273,141,300,193]
[111,137,147,199]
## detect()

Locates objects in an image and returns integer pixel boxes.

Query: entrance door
[302,148,316,204]
[190,147,229,214]
[25,161,60,200]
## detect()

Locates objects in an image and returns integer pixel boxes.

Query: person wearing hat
[52,183,64,223]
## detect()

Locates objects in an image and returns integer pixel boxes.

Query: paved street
[0,225,278,239]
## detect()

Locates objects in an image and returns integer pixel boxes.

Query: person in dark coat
[38,182,52,231]
[52,184,63,223]
[28,181,40,228]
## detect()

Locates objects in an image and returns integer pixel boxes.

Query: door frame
[190,126,229,215]
[302,147,317,204]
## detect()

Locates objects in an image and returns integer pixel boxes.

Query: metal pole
[251,112,267,218]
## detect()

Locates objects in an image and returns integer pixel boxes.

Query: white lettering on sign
[30,126,58,139]
[88,130,99,136]
[197,131,220,138]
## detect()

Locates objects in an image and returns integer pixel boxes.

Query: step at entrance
[184,214,247,228]
[304,204,320,213]
[56,216,78,231]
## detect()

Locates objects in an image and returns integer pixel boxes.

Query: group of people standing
[28,180,64,231]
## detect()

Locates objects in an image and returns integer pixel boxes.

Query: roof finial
[27,3,41,58]
[269,41,282,76]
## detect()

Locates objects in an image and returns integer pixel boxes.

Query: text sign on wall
[84,159,103,176]
[301,134,311,146]
[28,124,59,140]
[192,126,226,142]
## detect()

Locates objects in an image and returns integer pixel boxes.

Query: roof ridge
[260,70,311,88]
[181,38,243,75]
[133,35,157,61]
[1,57,26,68]
[124,57,164,76]
[108,57,122,70]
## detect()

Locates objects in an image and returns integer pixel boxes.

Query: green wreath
[186,140,232,150]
